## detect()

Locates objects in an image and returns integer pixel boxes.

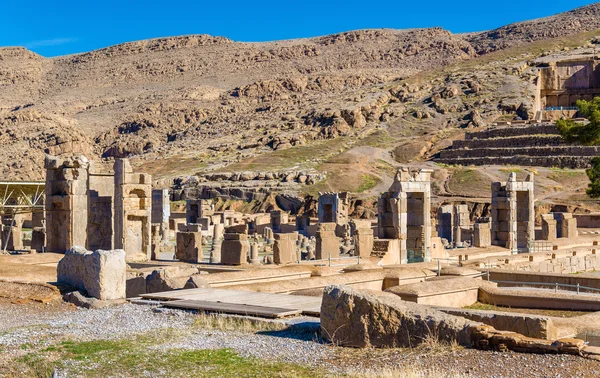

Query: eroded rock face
[57,247,126,300]
[320,285,477,348]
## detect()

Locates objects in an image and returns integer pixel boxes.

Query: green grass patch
[16,353,58,378]
[354,130,396,148]
[447,168,490,197]
[499,167,522,174]
[16,334,321,378]
[221,138,349,172]
[357,174,380,193]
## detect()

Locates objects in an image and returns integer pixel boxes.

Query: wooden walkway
[139,288,322,318]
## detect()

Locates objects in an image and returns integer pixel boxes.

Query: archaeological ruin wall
[491,173,535,253]
[378,168,433,263]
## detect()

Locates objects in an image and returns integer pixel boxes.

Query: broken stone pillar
[45,155,90,253]
[554,213,578,239]
[87,194,114,251]
[152,189,171,240]
[453,204,470,246]
[562,216,578,239]
[473,222,491,248]
[185,199,213,224]
[541,214,557,242]
[114,158,152,261]
[221,233,249,265]
[377,168,433,262]
[352,220,374,258]
[316,223,340,260]
[270,210,288,233]
[151,225,161,260]
[28,209,46,252]
[274,232,297,264]
[491,173,534,253]
[264,227,274,243]
[176,231,203,263]
[318,192,349,224]
[210,223,224,264]
[296,214,311,235]
[57,247,126,300]
[437,204,453,243]
[250,243,260,265]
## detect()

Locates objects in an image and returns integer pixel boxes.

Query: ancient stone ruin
[491,172,535,253]
[378,168,433,263]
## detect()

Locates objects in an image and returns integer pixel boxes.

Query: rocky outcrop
[57,247,126,300]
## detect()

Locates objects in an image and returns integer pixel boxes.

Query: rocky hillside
[0,3,599,195]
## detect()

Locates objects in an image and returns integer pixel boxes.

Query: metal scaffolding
[0,181,45,252]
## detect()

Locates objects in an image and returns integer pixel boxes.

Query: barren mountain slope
[0,3,599,190]
[0,28,476,180]
[467,2,600,53]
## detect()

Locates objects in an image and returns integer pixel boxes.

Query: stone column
[316,223,340,260]
[45,155,90,253]
[114,158,152,261]
[274,233,297,264]
[250,243,260,265]
[210,223,224,264]
[396,193,408,264]
[507,187,518,254]
[423,189,432,262]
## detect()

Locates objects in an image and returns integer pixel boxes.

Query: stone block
[57,247,126,300]
[175,232,203,263]
[274,233,297,264]
[222,234,249,265]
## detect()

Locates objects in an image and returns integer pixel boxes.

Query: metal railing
[295,255,361,267]
[544,106,579,111]
[528,240,553,254]
[486,274,600,295]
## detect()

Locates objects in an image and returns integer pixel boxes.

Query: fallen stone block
[57,247,126,300]
[321,285,477,348]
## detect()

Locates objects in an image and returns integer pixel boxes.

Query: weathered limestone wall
[221,233,249,265]
[45,155,90,253]
[378,168,433,262]
[352,220,374,258]
[473,222,491,248]
[87,195,114,251]
[491,173,534,252]
[464,124,560,140]
[574,213,600,228]
[114,159,152,261]
[437,122,599,168]
[175,231,203,263]
[273,232,297,264]
[439,307,557,340]
[488,250,600,275]
[385,277,483,308]
[270,210,288,233]
[317,192,349,224]
[316,223,339,260]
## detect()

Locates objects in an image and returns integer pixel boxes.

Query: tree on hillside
[587,157,600,198]
[556,97,600,145]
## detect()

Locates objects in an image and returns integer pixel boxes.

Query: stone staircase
[436,122,600,168]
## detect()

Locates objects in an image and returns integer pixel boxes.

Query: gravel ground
[2,300,600,377]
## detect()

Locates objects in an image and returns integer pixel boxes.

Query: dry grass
[192,313,289,333]
[354,367,468,378]
[465,302,591,318]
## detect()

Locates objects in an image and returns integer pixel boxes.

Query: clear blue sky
[2,0,598,57]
